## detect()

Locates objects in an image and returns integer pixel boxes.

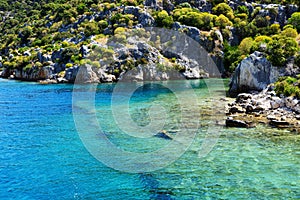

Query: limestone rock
[229,51,280,97]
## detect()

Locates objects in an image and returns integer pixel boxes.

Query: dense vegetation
[0,0,299,76]
[275,76,300,98]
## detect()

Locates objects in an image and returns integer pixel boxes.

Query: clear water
[0,78,299,199]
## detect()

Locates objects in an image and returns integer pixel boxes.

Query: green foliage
[0,0,299,77]
[212,3,234,19]
[23,64,33,72]
[236,5,249,15]
[239,37,254,55]
[267,36,298,66]
[121,0,138,6]
[223,42,242,72]
[81,21,99,37]
[295,54,300,67]
[154,10,174,28]
[98,20,108,30]
[275,76,300,98]
[173,8,216,31]
[77,3,87,15]
[288,12,300,32]
[281,27,298,38]
[215,14,233,28]
[65,63,73,68]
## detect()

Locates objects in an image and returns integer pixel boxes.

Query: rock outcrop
[226,85,300,131]
[229,51,280,97]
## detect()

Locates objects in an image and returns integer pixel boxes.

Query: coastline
[226,85,300,133]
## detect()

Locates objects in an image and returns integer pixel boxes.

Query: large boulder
[229,51,280,97]
[14,66,54,80]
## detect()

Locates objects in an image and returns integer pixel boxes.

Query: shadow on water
[139,173,175,200]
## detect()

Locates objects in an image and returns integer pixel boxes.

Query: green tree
[281,27,298,38]
[212,3,233,19]
[267,36,298,66]
[215,14,232,28]
[154,10,174,28]
[288,12,300,32]
[238,37,254,55]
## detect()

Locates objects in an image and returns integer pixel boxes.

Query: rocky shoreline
[226,85,300,132]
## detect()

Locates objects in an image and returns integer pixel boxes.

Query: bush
[267,36,298,66]
[65,63,73,68]
[288,12,300,32]
[215,14,233,28]
[223,42,242,73]
[281,27,298,38]
[212,3,234,19]
[98,20,108,30]
[81,21,99,37]
[238,37,254,55]
[114,27,126,35]
[275,76,300,98]
[269,24,281,35]
[154,10,174,28]
[173,8,216,31]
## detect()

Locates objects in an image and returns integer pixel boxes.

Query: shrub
[65,63,73,68]
[281,27,298,38]
[236,5,249,15]
[288,12,300,32]
[154,10,174,28]
[114,27,126,35]
[81,21,99,37]
[238,37,254,55]
[223,42,242,73]
[267,36,298,66]
[173,8,216,31]
[275,76,300,98]
[98,20,108,30]
[92,61,100,68]
[35,62,43,68]
[269,24,281,35]
[121,0,138,6]
[215,14,233,28]
[212,3,234,19]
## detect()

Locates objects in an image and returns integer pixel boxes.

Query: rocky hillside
[0,0,299,83]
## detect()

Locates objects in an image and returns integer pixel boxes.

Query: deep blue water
[0,78,299,199]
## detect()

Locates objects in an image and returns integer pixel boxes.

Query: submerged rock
[226,117,253,128]
[154,130,173,140]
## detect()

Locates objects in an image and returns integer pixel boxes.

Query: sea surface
[0,78,299,199]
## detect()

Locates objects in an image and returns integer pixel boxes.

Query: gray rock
[270,96,283,109]
[74,64,99,83]
[80,45,89,58]
[229,106,244,114]
[0,68,13,78]
[65,66,79,82]
[154,130,173,140]
[269,120,290,127]
[51,48,64,61]
[144,0,158,8]
[236,93,253,103]
[14,66,54,80]
[97,68,116,82]
[138,11,155,27]
[226,118,250,128]
[285,97,298,108]
[229,51,280,97]
[23,50,31,57]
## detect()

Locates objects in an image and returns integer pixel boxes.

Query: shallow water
[0,78,299,199]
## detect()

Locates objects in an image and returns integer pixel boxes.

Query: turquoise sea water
[0,78,299,199]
